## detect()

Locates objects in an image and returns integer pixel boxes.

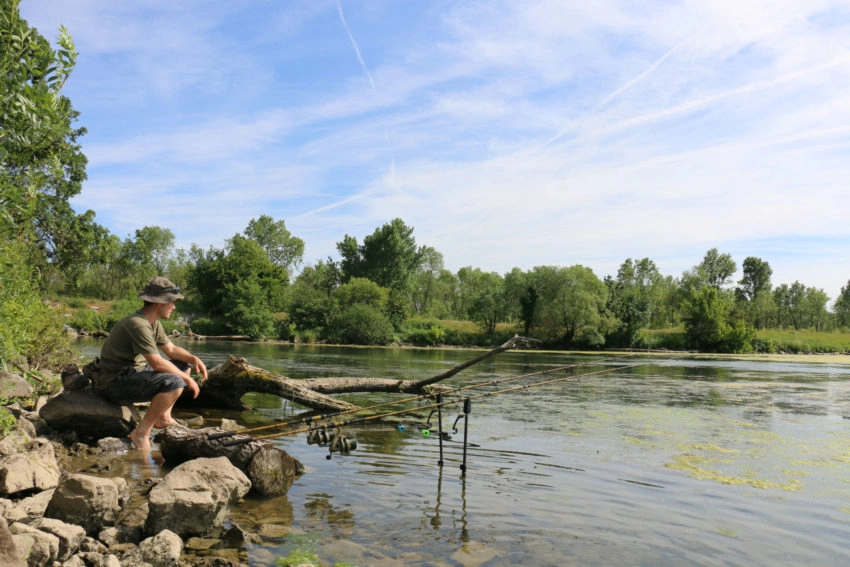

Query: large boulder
[31,517,86,562]
[43,474,128,535]
[9,521,59,566]
[0,517,26,567]
[0,442,61,496]
[146,457,251,538]
[39,390,138,439]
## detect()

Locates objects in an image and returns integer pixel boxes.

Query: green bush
[189,317,229,336]
[329,304,395,345]
[69,308,104,333]
[0,240,73,369]
[102,296,145,330]
[0,408,16,437]
[403,322,446,346]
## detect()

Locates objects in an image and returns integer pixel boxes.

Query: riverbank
[0,370,258,566]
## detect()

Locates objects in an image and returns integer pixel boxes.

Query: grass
[756,328,850,354]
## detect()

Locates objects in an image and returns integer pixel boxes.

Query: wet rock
[39,390,139,439]
[145,457,250,538]
[44,474,128,535]
[96,437,130,454]
[0,516,26,567]
[0,442,61,496]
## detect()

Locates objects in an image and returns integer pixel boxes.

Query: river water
[76,341,850,566]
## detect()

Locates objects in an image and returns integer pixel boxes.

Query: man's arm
[142,346,205,399]
[159,342,209,381]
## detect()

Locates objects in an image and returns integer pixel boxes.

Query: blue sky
[20,0,850,300]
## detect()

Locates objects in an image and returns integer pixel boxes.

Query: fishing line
[208,354,640,442]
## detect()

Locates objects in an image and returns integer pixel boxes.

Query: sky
[20,0,850,301]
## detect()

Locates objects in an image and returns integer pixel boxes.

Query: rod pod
[460,397,471,477]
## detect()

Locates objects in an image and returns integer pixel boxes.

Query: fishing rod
[208,355,639,442]
[239,361,647,445]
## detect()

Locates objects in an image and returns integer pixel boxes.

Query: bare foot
[128,429,151,451]
[153,418,178,429]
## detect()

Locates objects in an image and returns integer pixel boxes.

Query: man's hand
[191,356,208,382]
[183,375,200,399]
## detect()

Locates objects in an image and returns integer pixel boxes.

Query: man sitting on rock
[94,277,208,451]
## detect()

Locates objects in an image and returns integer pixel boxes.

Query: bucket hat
[138,276,184,303]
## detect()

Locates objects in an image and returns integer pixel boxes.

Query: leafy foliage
[0,238,73,368]
[329,303,395,345]
[338,218,425,293]
[243,215,305,277]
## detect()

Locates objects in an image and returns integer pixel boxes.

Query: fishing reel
[306,424,357,459]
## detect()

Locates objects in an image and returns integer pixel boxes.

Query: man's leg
[128,387,184,451]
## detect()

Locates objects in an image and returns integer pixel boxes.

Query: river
[76,340,850,566]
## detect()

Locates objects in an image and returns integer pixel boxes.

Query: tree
[531,265,611,347]
[127,225,175,279]
[411,246,450,317]
[326,278,395,345]
[683,286,754,352]
[286,260,339,335]
[736,257,772,302]
[605,258,663,347]
[243,215,304,277]
[836,280,850,329]
[1,2,89,263]
[681,248,737,291]
[337,218,425,293]
[0,2,86,365]
[467,271,506,334]
[189,235,289,336]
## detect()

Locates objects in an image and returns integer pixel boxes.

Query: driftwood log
[159,336,535,495]
[186,334,535,413]
[157,425,304,496]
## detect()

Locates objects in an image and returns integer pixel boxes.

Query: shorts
[98,361,190,404]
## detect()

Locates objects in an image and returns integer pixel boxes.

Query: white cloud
[20,0,850,299]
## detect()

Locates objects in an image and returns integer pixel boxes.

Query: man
[94,276,208,451]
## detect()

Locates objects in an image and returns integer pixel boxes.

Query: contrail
[337,0,376,91]
[541,34,692,149]
[594,34,691,111]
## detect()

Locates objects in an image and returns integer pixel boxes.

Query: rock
[39,390,139,439]
[0,497,27,523]
[44,474,127,535]
[0,373,33,400]
[32,517,85,561]
[17,489,55,519]
[0,442,61,496]
[60,554,86,567]
[0,430,32,457]
[96,437,130,454]
[146,457,251,538]
[137,529,183,567]
[0,516,26,567]
[9,521,60,566]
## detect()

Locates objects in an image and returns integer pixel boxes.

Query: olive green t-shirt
[96,309,171,389]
